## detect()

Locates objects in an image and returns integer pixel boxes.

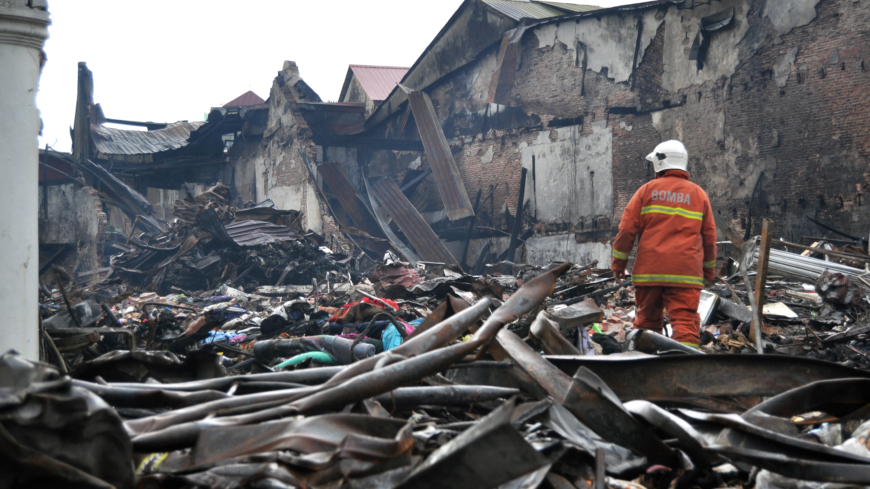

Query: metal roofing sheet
[538,1,600,13]
[483,0,564,20]
[403,86,475,221]
[318,162,385,240]
[91,121,205,156]
[223,90,266,107]
[349,65,409,101]
[225,220,301,247]
[369,177,459,266]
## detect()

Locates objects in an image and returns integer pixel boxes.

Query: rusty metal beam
[529,311,581,356]
[400,85,474,221]
[494,329,678,466]
[544,354,870,408]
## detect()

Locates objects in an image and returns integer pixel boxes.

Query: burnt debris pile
[17,221,870,489]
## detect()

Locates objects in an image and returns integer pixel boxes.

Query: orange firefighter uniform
[611,169,717,347]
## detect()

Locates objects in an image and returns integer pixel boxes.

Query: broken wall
[372,0,870,269]
[38,183,106,278]
[341,75,376,117]
[222,63,354,252]
[632,0,870,241]
[145,185,206,222]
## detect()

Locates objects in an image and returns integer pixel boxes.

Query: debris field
[8,187,870,489]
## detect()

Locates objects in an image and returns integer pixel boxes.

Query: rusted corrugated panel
[38,154,73,182]
[364,175,421,266]
[223,90,265,107]
[317,163,387,241]
[487,26,529,105]
[369,177,458,266]
[90,121,205,156]
[401,86,474,221]
[349,65,409,101]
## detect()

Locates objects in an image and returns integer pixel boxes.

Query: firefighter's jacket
[611,170,717,288]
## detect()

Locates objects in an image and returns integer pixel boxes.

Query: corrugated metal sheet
[369,177,458,266]
[349,65,409,101]
[225,220,301,247]
[483,0,564,20]
[38,155,73,183]
[488,25,530,105]
[317,163,391,253]
[91,121,205,156]
[364,175,421,266]
[402,86,475,221]
[223,90,266,107]
[538,1,600,13]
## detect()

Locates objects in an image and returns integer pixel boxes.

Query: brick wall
[381,0,870,268]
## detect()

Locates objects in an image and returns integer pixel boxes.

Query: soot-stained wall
[373,0,870,267]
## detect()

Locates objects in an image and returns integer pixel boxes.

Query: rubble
[22,219,870,488]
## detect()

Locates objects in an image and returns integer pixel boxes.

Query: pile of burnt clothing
[109,184,350,295]
[15,262,870,489]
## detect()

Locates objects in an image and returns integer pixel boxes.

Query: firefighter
[611,140,717,348]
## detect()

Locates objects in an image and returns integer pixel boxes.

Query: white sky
[37,0,641,152]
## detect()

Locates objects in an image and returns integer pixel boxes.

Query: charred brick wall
[387,0,870,269]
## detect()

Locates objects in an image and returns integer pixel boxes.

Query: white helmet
[646,140,688,173]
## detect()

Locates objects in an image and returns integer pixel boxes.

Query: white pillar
[0,1,50,359]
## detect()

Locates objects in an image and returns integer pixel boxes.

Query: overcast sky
[37,0,640,152]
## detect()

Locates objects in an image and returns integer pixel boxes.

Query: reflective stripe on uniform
[704,260,716,268]
[640,205,703,221]
[613,249,629,260]
[680,341,699,349]
[633,274,705,286]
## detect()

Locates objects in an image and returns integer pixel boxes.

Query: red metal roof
[223,90,266,107]
[349,65,409,101]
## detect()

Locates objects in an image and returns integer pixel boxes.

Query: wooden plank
[800,241,819,257]
[401,85,474,221]
[754,219,773,311]
[369,177,459,266]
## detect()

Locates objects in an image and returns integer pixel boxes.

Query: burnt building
[49,0,870,278]
[308,0,870,268]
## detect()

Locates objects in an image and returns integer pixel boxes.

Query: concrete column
[0,1,50,359]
